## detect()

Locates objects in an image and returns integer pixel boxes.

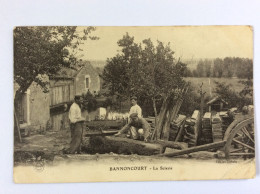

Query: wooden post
[198,83,206,144]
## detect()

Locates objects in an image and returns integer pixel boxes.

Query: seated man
[115,113,151,142]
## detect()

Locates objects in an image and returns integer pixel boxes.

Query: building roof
[50,61,94,80]
[207,96,228,105]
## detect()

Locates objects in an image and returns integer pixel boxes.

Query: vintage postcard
[13,26,255,183]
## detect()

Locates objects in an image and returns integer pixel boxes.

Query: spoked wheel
[224,116,255,159]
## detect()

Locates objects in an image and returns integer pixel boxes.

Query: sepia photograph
[13,26,255,183]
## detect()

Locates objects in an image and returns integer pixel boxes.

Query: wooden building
[14,61,101,133]
[207,96,228,112]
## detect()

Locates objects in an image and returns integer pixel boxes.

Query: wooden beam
[158,141,226,157]
[174,120,186,142]
[241,127,254,144]
[233,139,255,151]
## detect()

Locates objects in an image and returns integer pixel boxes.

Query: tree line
[183,57,253,79]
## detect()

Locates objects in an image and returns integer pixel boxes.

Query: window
[86,78,89,88]
[85,75,90,89]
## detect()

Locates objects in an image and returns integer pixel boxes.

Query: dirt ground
[14,129,221,167]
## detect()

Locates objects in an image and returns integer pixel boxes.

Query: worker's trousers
[130,126,144,140]
[68,121,84,154]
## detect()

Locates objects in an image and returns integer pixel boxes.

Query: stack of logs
[201,112,213,144]
[183,110,200,147]
[169,114,186,141]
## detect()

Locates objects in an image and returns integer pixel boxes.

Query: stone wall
[14,79,50,132]
[75,63,100,95]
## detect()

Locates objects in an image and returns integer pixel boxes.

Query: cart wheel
[224,117,254,159]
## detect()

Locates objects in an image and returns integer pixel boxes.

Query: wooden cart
[159,115,254,159]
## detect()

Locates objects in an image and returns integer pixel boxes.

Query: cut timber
[183,110,200,147]
[84,136,164,155]
[161,87,189,140]
[158,141,226,157]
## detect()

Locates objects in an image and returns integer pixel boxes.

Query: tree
[214,81,252,109]
[223,57,234,78]
[196,60,205,77]
[192,69,198,77]
[213,58,224,78]
[204,59,212,77]
[14,26,98,116]
[236,58,253,79]
[183,67,193,77]
[102,33,187,117]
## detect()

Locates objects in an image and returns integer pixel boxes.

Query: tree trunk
[151,97,158,139]
[84,136,164,155]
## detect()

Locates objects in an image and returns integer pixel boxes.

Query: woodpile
[211,113,223,142]
[169,114,186,141]
[183,110,200,147]
[152,84,189,141]
[201,112,213,144]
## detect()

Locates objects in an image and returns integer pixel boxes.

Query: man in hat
[129,96,142,118]
[115,113,151,142]
[67,95,85,154]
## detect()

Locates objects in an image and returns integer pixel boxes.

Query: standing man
[67,95,85,154]
[115,113,151,142]
[129,96,142,118]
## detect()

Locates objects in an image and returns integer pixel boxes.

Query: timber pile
[145,116,156,132]
[169,114,186,141]
[211,113,223,142]
[183,110,200,147]
[201,112,213,144]
[152,84,189,141]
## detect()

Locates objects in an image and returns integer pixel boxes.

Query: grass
[184,77,245,97]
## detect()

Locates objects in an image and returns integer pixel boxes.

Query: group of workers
[65,95,151,154]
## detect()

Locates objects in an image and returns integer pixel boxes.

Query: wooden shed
[207,96,228,112]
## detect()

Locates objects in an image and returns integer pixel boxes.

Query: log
[83,136,164,155]
[154,96,170,139]
[85,130,118,137]
[161,86,189,140]
[157,141,226,157]
[174,120,186,142]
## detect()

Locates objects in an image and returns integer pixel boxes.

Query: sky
[77,26,253,61]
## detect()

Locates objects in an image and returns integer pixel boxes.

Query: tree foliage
[186,57,253,78]
[14,26,97,107]
[102,33,187,116]
[214,80,253,109]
